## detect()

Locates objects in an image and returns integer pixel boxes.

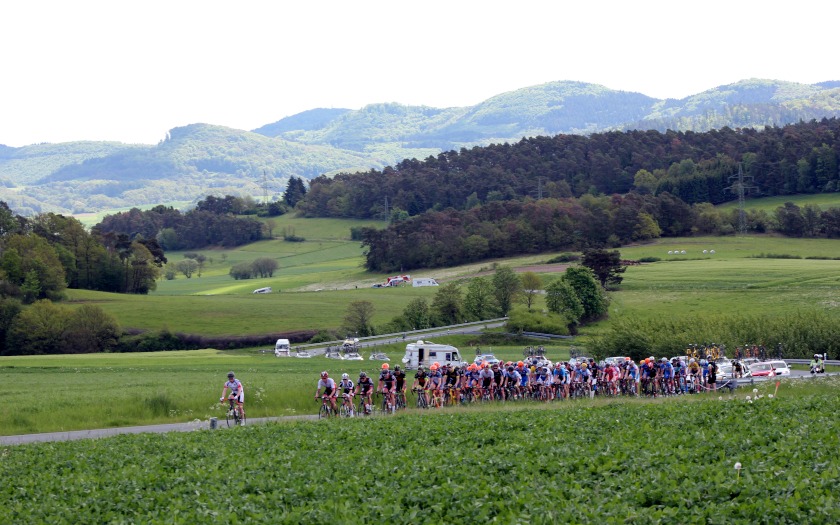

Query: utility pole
[725,164,758,235]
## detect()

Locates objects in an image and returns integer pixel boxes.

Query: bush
[505,308,570,336]
[638,256,661,263]
[546,253,580,264]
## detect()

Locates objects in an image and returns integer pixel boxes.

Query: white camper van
[274,338,291,357]
[401,340,466,370]
[412,278,439,287]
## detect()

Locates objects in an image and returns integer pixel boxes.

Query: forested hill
[2,78,840,216]
[297,118,840,220]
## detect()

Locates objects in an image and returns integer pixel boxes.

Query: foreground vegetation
[2,378,838,523]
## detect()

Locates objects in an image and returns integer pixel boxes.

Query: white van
[401,340,466,370]
[412,278,439,287]
[253,287,272,294]
[274,338,291,357]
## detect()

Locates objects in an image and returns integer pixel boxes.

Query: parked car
[605,356,628,366]
[764,360,791,376]
[295,351,312,358]
[475,354,501,366]
[748,361,779,377]
[717,361,750,381]
[741,357,760,368]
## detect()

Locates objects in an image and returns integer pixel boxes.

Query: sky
[1,0,837,147]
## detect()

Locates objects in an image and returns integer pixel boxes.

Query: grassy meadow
[3,195,840,435]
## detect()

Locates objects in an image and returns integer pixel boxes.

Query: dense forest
[298,118,840,221]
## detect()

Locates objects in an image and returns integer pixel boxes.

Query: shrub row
[113,329,318,352]
[591,309,840,361]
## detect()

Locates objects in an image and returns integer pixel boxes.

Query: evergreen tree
[283,176,308,208]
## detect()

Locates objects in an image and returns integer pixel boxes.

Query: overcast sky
[1,0,837,147]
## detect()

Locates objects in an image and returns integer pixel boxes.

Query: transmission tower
[261,170,269,206]
[725,164,759,235]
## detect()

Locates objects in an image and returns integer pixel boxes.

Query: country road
[2,368,834,447]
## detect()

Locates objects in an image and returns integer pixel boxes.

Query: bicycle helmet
[381,363,389,370]
[661,357,667,363]
[227,372,235,379]
[517,361,525,367]
[320,371,328,378]
[689,358,695,363]
[341,373,349,380]
[395,365,401,371]
[359,371,367,378]
[507,366,514,372]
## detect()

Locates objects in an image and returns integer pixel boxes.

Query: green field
[0,337,578,436]
[60,232,840,337]
[3,378,838,523]
[717,193,840,213]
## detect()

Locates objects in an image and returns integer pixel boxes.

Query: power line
[725,164,759,235]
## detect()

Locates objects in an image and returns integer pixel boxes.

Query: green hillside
[5,79,840,216]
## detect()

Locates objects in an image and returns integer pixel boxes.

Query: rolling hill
[2,78,839,216]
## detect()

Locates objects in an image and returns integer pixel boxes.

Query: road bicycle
[317,395,337,419]
[413,387,430,409]
[356,392,376,416]
[380,391,396,414]
[395,390,407,411]
[225,397,245,427]
[339,393,355,417]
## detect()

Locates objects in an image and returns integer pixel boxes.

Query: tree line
[295,118,840,218]
[357,191,840,272]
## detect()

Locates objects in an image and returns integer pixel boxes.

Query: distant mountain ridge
[1,78,839,216]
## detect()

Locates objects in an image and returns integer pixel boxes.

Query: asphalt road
[2,368,833,447]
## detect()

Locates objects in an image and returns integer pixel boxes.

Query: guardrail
[281,318,510,355]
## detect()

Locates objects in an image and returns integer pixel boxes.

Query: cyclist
[314,371,338,413]
[220,371,245,420]
[514,361,530,397]
[687,358,701,393]
[478,363,494,399]
[378,363,397,412]
[444,364,460,403]
[338,373,355,416]
[355,371,375,414]
[603,361,619,395]
[707,359,719,392]
[490,363,503,399]
[427,363,444,406]
[413,365,429,405]
[393,365,407,408]
[673,358,686,394]
[624,358,639,396]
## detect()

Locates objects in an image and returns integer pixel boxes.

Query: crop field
[2,378,839,523]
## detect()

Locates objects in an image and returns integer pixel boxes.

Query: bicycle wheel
[417,392,427,409]
[226,409,235,427]
[319,403,330,419]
